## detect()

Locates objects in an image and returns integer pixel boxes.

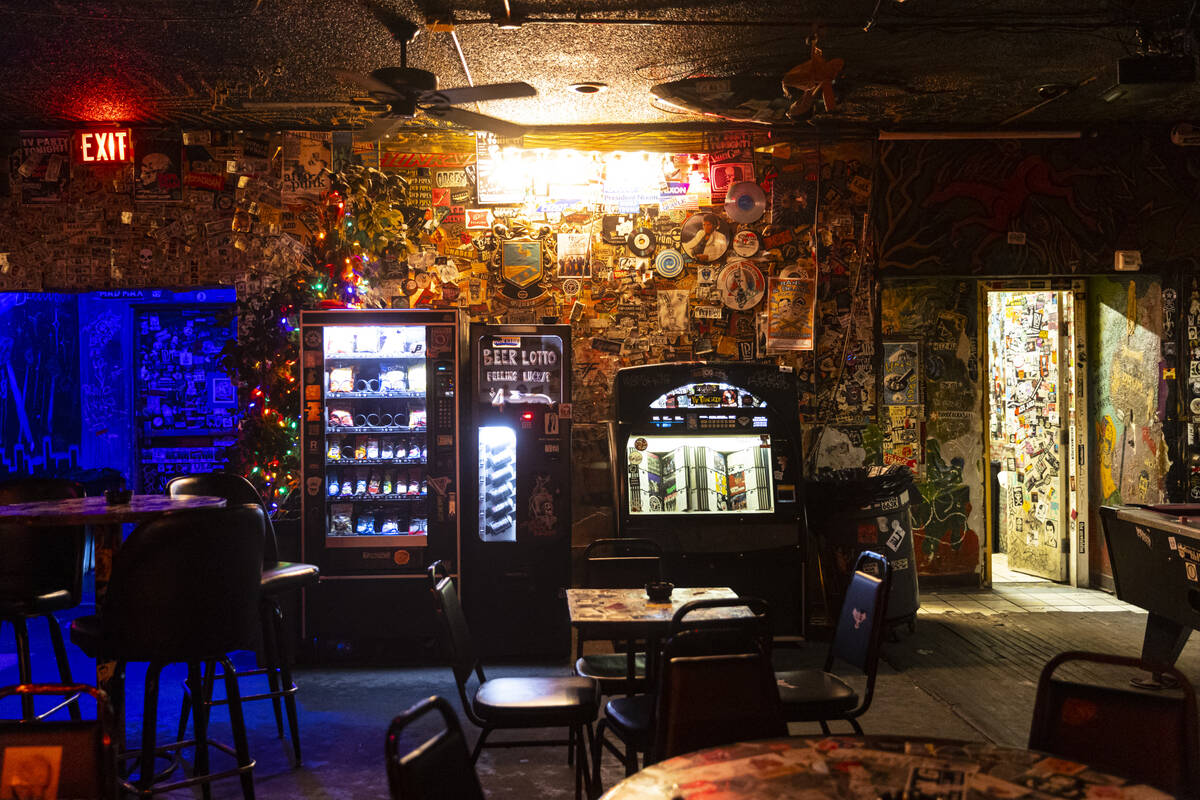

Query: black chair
[0,477,87,722]
[427,561,598,800]
[653,624,786,763]
[167,471,319,765]
[574,538,663,695]
[1030,651,1200,797]
[0,683,119,799]
[385,695,485,800]
[69,505,264,799]
[774,550,891,734]
[591,596,772,786]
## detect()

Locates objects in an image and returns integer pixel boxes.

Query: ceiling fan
[335,7,536,140]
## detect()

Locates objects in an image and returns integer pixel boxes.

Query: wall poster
[766,272,816,351]
[882,340,922,406]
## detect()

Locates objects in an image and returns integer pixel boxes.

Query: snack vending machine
[463,324,572,659]
[614,361,806,631]
[299,309,460,655]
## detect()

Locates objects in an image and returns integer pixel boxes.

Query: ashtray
[104,488,132,505]
[645,580,674,603]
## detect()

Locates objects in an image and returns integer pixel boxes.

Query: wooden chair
[591,596,772,788]
[0,684,118,800]
[775,550,890,734]
[427,561,598,800]
[385,695,485,800]
[1030,650,1200,797]
[167,471,320,765]
[0,478,87,721]
[574,538,663,694]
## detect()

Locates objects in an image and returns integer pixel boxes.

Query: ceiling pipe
[878,130,1082,140]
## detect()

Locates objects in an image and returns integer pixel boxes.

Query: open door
[988,289,1069,582]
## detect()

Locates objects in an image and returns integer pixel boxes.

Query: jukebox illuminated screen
[627,434,774,514]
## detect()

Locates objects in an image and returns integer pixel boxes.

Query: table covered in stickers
[599,735,1172,799]
[1099,504,1200,671]
[566,587,743,682]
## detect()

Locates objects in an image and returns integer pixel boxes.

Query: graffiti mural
[881,279,983,578]
[876,139,1130,276]
[1090,277,1166,515]
[0,292,80,475]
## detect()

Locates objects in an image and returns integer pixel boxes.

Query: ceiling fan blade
[427,82,538,106]
[423,105,527,138]
[359,113,406,141]
[333,68,400,100]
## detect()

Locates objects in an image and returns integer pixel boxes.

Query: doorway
[984,284,1087,585]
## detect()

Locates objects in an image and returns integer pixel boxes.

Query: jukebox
[614,361,806,631]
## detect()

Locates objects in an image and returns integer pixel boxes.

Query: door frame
[979,279,1088,586]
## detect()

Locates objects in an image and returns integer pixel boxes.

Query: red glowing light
[76,129,133,164]
[522,412,534,420]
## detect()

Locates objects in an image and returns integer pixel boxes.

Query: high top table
[599,735,1172,799]
[0,493,226,691]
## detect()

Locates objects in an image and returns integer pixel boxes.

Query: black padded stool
[167,472,319,765]
[69,505,265,799]
[0,478,87,721]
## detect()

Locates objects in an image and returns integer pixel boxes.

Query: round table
[598,736,1172,799]
[0,494,227,691]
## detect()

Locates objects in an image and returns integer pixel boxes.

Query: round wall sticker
[717,260,766,311]
[654,249,685,278]
[731,230,761,257]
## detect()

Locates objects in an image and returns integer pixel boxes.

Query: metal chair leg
[12,618,33,720]
[45,615,81,721]
[191,662,212,800]
[138,663,163,794]
[220,656,256,800]
[270,601,303,765]
[259,600,285,739]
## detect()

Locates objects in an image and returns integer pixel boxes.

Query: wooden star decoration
[782,44,844,119]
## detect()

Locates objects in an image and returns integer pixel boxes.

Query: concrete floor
[0,561,1179,799]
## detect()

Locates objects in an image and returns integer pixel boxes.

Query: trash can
[806,465,920,632]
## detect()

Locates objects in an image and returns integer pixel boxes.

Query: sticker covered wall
[1089,275,1166,579]
[881,279,983,579]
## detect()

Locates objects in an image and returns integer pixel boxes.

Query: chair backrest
[652,625,786,762]
[827,550,890,673]
[103,505,265,662]
[668,596,773,654]
[426,562,481,690]
[167,471,279,563]
[385,695,485,800]
[0,478,86,605]
[582,537,662,589]
[0,684,119,800]
[1029,651,1200,796]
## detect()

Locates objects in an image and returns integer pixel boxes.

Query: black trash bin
[806,465,920,632]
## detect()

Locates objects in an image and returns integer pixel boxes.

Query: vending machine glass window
[323,324,431,546]
[626,434,775,515]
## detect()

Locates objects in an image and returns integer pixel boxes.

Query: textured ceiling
[0,0,1196,137]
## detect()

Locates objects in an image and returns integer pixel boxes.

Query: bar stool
[166,472,319,765]
[0,477,87,721]
[69,505,265,799]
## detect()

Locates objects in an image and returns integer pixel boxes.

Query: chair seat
[473,676,599,727]
[67,614,104,658]
[0,589,76,617]
[261,561,319,595]
[576,653,647,683]
[775,669,859,719]
[603,694,654,747]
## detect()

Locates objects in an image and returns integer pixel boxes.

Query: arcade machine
[463,324,572,659]
[613,361,806,632]
[299,309,461,658]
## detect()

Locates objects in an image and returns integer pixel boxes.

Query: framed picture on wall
[500,240,544,289]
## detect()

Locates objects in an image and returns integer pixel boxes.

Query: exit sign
[76,129,132,164]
